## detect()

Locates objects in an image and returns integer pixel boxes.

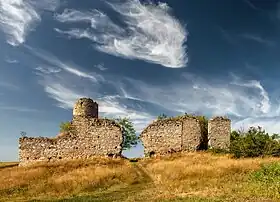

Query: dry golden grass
[0,152,279,202]
[0,162,18,168]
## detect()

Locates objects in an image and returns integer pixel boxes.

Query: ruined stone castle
[19,98,123,166]
[140,116,231,157]
[18,98,231,166]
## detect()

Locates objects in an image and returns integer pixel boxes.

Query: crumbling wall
[140,119,183,156]
[19,97,123,166]
[208,116,231,150]
[18,96,232,164]
[71,116,123,156]
[73,97,98,118]
[140,116,204,156]
[19,118,123,166]
[181,117,204,151]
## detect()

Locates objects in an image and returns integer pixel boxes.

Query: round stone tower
[73,98,98,118]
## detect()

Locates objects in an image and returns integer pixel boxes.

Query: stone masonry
[18,97,232,165]
[140,116,207,157]
[19,98,123,166]
[208,116,231,150]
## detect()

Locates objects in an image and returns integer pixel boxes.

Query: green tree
[59,121,72,133]
[20,131,27,137]
[230,126,280,158]
[157,113,168,120]
[114,117,138,150]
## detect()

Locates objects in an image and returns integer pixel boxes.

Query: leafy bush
[59,121,72,133]
[230,126,280,158]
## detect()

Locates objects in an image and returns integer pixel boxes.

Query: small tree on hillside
[20,131,27,137]
[157,113,168,120]
[59,121,72,133]
[114,117,138,150]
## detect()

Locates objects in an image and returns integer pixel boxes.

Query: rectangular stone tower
[208,116,231,150]
[181,117,203,151]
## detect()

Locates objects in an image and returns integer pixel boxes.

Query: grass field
[1,152,280,202]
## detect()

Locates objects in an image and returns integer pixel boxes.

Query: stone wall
[140,116,206,156]
[140,119,183,156]
[18,98,123,166]
[140,115,230,157]
[19,118,123,166]
[181,117,204,151]
[208,116,231,150]
[73,98,98,118]
[18,97,232,165]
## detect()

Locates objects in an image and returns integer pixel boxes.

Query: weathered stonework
[19,98,123,166]
[140,116,206,156]
[18,96,232,165]
[208,116,231,150]
[73,98,98,118]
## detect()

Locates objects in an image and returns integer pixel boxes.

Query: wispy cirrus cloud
[0,105,40,113]
[26,46,103,83]
[0,81,19,91]
[0,0,60,46]
[35,66,61,75]
[28,47,153,132]
[220,27,275,47]
[95,63,107,71]
[243,0,262,11]
[43,68,280,134]
[5,57,18,64]
[54,0,188,68]
[240,33,275,46]
[30,47,280,134]
[43,81,153,133]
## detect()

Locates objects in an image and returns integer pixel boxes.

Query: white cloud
[5,57,18,64]
[95,63,107,71]
[29,47,153,132]
[0,104,39,113]
[37,57,280,134]
[28,48,280,135]
[232,117,280,134]
[44,83,85,109]
[26,46,104,83]
[35,66,61,74]
[120,74,274,118]
[0,0,60,46]
[240,33,275,46]
[54,0,188,68]
[0,81,19,91]
[43,81,153,133]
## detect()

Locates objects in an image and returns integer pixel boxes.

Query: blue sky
[1,0,280,161]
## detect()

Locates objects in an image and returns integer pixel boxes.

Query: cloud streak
[240,33,275,46]
[54,0,188,68]
[29,47,153,132]
[0,0,60,46]
[26,46,103,83]
[31,48,280,134]
[243,0,262,11]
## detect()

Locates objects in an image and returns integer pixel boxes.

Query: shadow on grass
[0,163,19,169]
[30,195,223,202]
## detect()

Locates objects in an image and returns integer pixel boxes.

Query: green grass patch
[248,162,280,199]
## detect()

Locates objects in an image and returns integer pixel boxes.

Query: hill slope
[1,152,280,202]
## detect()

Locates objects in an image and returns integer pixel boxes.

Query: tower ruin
[73,98,98,118]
